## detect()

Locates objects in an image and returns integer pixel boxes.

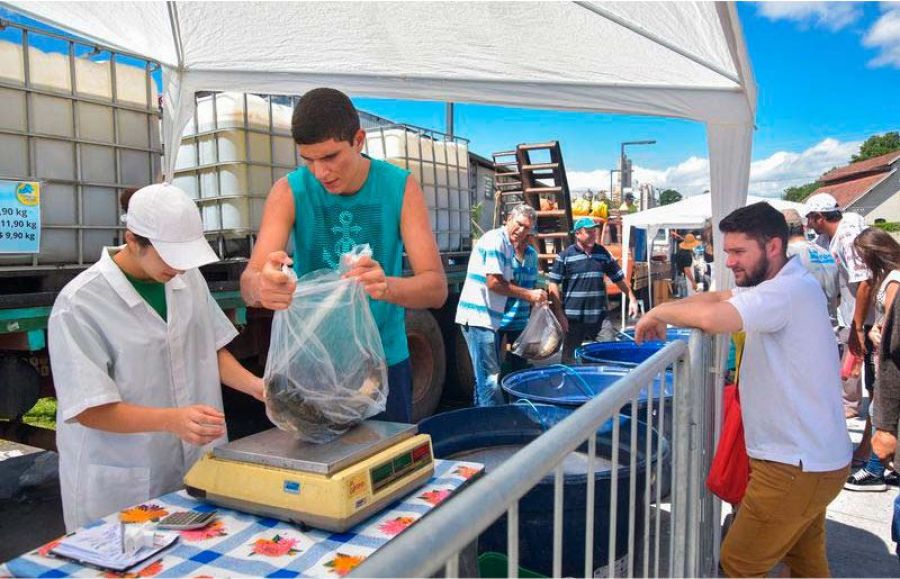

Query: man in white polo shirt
[456,204,547,406]
[635,202,851,577]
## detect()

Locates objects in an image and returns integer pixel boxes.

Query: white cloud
[863,4,900,68]
[755,2,863,31]
[567,138,862,199]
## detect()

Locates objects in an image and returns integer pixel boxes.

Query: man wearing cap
[48,184,265,531]
[549,217,638,364]
[782,208,839,320]
[804,192,876,420]
[619,192,638,213]
[455,204,547,406]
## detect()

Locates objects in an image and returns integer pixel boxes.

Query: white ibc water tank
[371,128,471,252]
[176,93,297,248]
[0,36,161,268]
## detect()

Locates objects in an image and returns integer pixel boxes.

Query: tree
[659,189,682,206]
[783,181,820,203]
[851,131,900,163]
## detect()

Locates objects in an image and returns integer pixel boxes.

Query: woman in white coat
[49,183,265,531]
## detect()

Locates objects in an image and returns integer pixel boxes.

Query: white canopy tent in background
[619,193,805,325]
[622,193,807,286]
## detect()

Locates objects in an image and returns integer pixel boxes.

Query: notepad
[51,522,178,572]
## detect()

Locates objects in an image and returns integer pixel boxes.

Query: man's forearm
[487,277,531,301]
[647,293,741,334]
[240,266,262,307]
[77,402,174,434]
[615,280,635,300]
[384,271,448,309]
[218,349,262,399]
[852,280,872,330]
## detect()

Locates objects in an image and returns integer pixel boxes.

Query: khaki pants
[720,459,849,578]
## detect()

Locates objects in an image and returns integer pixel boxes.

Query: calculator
[156,510,217,530]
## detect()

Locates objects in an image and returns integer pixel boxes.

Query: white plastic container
[0,38,161,268]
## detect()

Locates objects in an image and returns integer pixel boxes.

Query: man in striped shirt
[499,232,540,375]
[549,217,638,364]
[456,205,547,406]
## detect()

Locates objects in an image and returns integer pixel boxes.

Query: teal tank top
[287,157,409,366]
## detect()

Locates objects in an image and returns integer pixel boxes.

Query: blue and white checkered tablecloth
[3,459,483,578]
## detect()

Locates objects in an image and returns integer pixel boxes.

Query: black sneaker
[844,468,887,492]
[885,470,899,487]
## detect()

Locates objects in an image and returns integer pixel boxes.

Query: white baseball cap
[124,183,219,270]
[803,193,840,217]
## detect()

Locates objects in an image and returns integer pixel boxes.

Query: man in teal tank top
[240,88,448,423]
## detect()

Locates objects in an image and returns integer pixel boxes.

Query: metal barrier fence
[350,330,722,578]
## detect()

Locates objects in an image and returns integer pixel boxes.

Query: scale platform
[184,421,434,532]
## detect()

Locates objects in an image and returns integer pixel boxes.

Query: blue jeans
[460,324,504,407]
[893,492,900,563]
[374,358,412,423]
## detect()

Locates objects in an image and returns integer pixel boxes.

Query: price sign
[0,180,41,254]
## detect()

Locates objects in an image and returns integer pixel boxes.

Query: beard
[734,253,769,287]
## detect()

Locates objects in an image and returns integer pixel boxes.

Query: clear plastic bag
[263,245,388,443]
[512,303,564,361]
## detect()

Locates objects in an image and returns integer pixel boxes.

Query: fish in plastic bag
[263,245,388,443]
[511,303,564,361]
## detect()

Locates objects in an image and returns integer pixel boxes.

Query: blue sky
[354,2,900,197]
[2,2,897,198]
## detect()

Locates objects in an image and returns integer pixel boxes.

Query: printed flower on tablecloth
[103,560,163,578]
[37,538,61,557]
[454,465,479,480]
[418,488,451,506]
[119,504,169,523]
[324,552,366,576]
[180,520,227,542]
[249,534,300,557]
[377,516,416,536]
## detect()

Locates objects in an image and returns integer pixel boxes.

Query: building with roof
[810,150,900,223]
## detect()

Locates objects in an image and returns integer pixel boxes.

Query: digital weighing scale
[184,421,434,532]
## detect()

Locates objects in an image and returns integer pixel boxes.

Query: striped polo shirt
[548,242,624,324]
[499,246,539,332]
[455,227,516,330]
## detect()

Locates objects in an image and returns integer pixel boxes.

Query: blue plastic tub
[418,404,668,578]
[500,365,674,498]
[575,340,668,367]
[620,327,692,343]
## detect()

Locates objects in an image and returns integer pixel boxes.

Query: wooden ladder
[493,141,575,272]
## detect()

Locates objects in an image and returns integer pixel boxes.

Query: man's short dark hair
[718,202,788,254]
[120,187,151,247]
[820,210,842,223]
[291,88,360,145]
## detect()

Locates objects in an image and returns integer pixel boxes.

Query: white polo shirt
[728,257,852,472]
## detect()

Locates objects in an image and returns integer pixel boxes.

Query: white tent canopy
[8,0,756,290]
[9,2,756,457]
[622,193,806,267]
[621,193,806,310]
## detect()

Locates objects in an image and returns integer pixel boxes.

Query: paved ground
[824,398,898,577]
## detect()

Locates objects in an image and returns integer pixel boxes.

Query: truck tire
[0,355,41,420]
[405,309,446,422]
[453,327,475,402]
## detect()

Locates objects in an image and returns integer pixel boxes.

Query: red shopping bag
[706,384,749,505]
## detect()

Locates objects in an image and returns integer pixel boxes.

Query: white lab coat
[48,248,238,531]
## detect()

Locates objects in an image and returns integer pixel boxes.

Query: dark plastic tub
[419,404,668,578]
